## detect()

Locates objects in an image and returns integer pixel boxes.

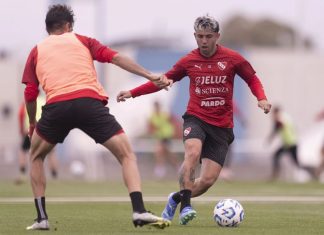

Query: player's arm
[117,76,172,102]
[76,34,168,88]
[116,59,185,102]
[22,47,40,137]
[25,101,37,137]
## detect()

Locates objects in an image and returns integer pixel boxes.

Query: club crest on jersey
[217,61,227,70]
[184,127,191,137]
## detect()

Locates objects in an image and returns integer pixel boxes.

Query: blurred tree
[220,15,313,50]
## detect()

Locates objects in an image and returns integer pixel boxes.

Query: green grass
[1,180,324,197]
[0,180,324,234]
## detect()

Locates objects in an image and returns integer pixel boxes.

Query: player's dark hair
[45,4,74,33]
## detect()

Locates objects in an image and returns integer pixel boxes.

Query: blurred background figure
[267,106,316,181]
[16,97,58,184]
[148,100,181,179]
[315,109,324,179]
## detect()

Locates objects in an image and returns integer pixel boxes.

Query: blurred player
[148,101,180,179]
[267,106,316,181]
[22,4,170,231]
[315,109,324,178]
[17,98,58,184]
[117,15,271,225]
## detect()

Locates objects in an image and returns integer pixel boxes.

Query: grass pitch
[0,180,324,234]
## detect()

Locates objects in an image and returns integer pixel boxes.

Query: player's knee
[119,152,137,164]
[29,148,43,161]
[186,148,201,161]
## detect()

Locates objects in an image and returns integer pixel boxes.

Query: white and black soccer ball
[213,198,244,227]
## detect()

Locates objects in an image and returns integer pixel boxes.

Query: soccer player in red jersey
[22,4,170,231]
[117,15,272,225]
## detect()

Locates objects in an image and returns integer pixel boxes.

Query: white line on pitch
[1,196,324,203]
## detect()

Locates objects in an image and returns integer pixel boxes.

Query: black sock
[171,192,181,204]
[34,197,48,222]
[129,192,146,213]
[179,189,192,212]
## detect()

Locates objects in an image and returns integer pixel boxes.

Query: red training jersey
[131,45,267,128]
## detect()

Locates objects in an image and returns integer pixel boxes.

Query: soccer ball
[213,199,244,227]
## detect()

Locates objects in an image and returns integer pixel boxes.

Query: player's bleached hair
[194,15,219,33]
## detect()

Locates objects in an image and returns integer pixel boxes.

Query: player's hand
[165,79,174,90]
[151,74,171,89]
[117,90,132,102]
[258,99,272,114]
[28,122,36,138]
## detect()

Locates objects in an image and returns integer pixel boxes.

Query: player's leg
[180,123,233,224]
[162,115,204,223]
[176,138,202,224]
[290,145,299,166]
[102,133,170,229]
[292,145,317,180]
[179,138,202,200]
[191,158,222,197]
[191,126,232,196]
[102,133,142,193]
[26,132,55,230]
[271,147,284,180]
[26,100,71,230]
[79,98,170,229]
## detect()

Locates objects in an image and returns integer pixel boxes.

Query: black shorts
[21,135,31,151]
[182,114,234,166]
[36,98,123,144]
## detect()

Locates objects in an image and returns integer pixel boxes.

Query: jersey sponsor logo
[195,76,227,85]
[194,64,202,70]
[201,97,225,107]
[184,127,191,136]
[201,87,229,95]
[195,87,229,95]
[217,61,227,70]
